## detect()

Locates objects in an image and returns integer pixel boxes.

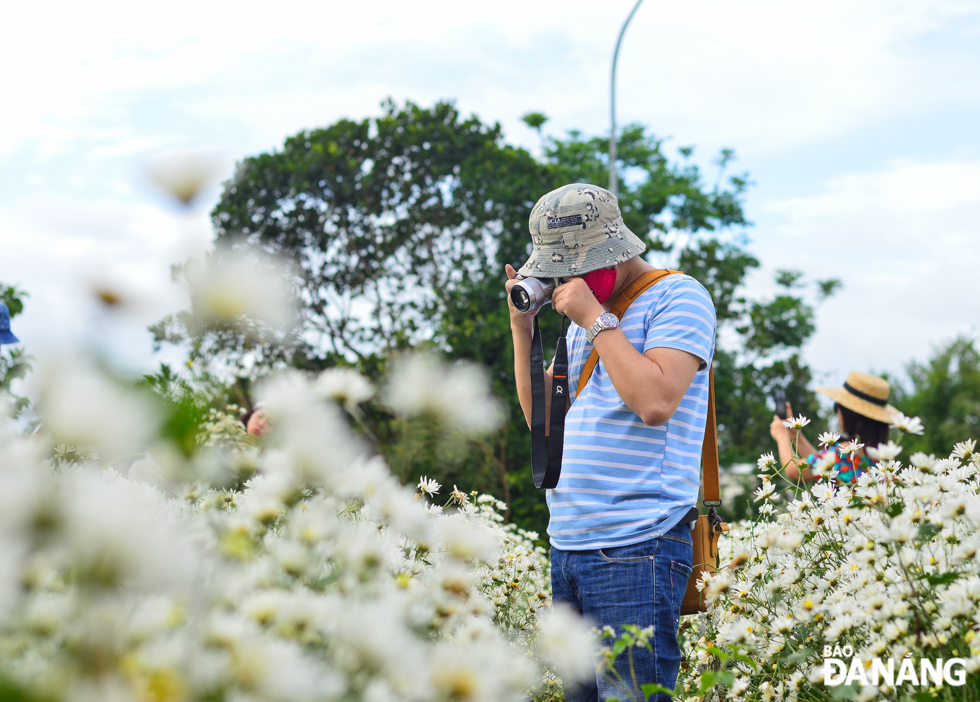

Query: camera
[772,387,788,419]
[510,275,565,314]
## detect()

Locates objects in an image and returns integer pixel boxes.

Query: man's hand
[505,264,536,330]
[552,277,604,330]
[505,264,561,431]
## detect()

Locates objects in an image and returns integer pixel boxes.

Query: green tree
[160,100,834,535]
[891,336,980,456]
[204,99,548,373]
[153,100,553,518]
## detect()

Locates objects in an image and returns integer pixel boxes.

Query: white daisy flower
[783,414,811,430]
[754,479,776,502]
[818,431,841,447]
[416,476,442,498]
[890,412,924,435]
[952,439,976,462]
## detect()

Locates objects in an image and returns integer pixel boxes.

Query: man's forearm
[590,329,669,424]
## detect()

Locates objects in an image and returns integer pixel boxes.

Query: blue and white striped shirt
[547,274,716,550]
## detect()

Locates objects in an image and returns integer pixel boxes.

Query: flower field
[3,271,979,700]
[0,362,594,702]
[680,436,980,702]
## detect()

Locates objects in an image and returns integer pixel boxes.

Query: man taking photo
[505,183,716,702]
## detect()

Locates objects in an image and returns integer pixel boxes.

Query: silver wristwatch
[586,312,621,342]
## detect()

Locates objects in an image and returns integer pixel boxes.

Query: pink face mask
[581,266,617,304]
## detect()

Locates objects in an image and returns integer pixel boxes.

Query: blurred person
[241,403,272,439]
[505,183,716,702]
[0,303,20,345]
[770,372,896,484]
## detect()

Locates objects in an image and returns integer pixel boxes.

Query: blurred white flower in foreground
[59,471,196,592]
[184,245,298,335]
[867,440,903,461]
[36,356,163,459]
[435,515,499,562]
[314,367,374,410]
[146,148,229,206]
[536,604,596,683]
[255,371,367,485]
[385,354,504,433]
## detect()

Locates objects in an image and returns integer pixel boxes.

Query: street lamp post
[609,0,645,198]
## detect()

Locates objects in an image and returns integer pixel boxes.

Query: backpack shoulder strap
[702,366,721,505]
[575,269,681,397]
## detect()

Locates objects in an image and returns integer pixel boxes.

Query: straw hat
[816,372,898,424]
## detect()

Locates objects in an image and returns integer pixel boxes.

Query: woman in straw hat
[770,372,898,484]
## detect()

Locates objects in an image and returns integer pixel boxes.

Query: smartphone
[772,388,787,419]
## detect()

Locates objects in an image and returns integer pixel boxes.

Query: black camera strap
[530,315,568,489]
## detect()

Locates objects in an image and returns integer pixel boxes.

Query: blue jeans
[551,522,693,702]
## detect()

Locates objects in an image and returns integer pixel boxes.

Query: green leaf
[698,671,714,693]
[885,501,904,518]
[713,671,735,686]
[781,648,815,664]
[918,523,942,541]
[641,682,674,700]
[924,572,961,586]
[705,646,730,662]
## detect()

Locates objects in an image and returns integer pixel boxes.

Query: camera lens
[511,287,531,312]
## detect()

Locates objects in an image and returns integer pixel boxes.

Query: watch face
[599,312,620,327]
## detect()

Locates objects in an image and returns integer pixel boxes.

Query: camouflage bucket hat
[518,183,647,279]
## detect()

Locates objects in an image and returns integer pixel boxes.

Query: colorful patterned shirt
[804,445,876,485]
[546,274,716,550]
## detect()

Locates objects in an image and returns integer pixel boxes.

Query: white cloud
[769,159,980,218]
[755,157,980,382]
[2,0,979,162]
[1,0,979,391]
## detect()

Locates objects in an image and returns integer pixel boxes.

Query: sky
[2,0,979,395]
